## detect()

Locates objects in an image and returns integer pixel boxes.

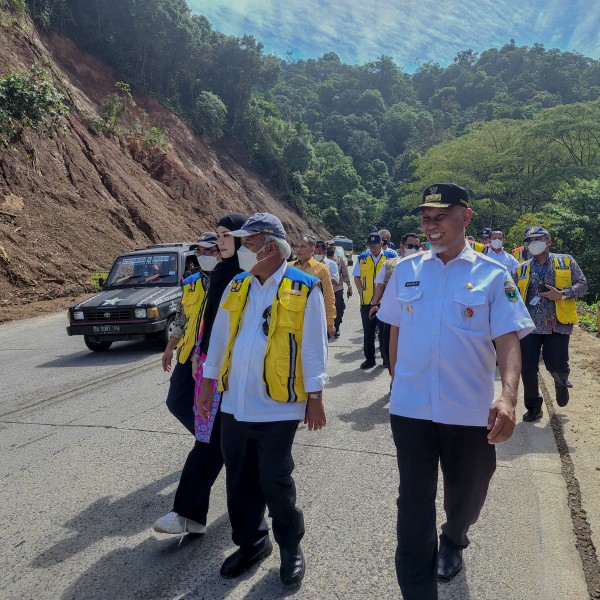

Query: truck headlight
[73,310,85,321]
[147,306,159,319]
[134,308,147,319]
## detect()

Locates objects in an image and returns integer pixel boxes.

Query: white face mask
[197,255,218,272]
[237,244,269,272]
[491,239,503,250]
[313,254,324,262]
[527,240,547,256]
[404,248,418,256]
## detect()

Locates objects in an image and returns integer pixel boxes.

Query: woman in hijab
[153,212,247,537]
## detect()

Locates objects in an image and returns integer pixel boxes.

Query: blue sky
[187,0,600,71]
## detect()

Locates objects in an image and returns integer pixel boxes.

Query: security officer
[198,213,328,587]
[378,183,534,600]
[514,226,588,422]
[161,232,217,433]
[326,240,353,337]
[353,232,396,368]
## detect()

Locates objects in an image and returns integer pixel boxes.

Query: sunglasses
[406,244,420,249]
[382,239,389,243]
[262,306,271,336]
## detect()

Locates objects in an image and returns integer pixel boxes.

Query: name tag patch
[405,281,420,287]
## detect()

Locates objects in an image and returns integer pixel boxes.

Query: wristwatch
[307,392,322,400]
[560,293,568,300]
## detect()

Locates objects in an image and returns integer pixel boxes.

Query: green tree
[193,90,227,137]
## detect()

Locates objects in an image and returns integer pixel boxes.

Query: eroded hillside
[0,15,323,321]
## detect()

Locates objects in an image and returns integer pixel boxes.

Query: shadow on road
[36,342,160,369]
[338,393,390,431]
[327,364,386,388]
[31,472,181,568]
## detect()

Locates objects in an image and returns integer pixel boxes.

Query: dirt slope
[0,16,324,321]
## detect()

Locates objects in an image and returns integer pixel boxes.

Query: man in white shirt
[314,240,340,285]
[378,184,534,600]
[486,228,520,275]
[198,213,328,587]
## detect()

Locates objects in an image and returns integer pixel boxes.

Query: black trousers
[390,415,496,600]
[380,320,391,367]
[360,304,383,362]
[221,413,304,552]
[334,289,346,332]
[165,359,196,435]
[520,332,570,411]
[172,409,224,524]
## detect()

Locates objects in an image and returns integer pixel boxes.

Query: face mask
[313,254,324,262]
[404,248,418,256]
[197,255,218,272]
[237,244,269,271]
[491,239,503,250]
[527,240,547,256]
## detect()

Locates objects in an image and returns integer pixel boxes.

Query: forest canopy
[17,0,600,295]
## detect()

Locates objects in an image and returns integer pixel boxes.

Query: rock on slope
[0,15,323,318]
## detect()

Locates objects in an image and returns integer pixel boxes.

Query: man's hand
[540,284,563,301]
[161,347,174,372]
[347,287,353,298]
[368,305,379,319]
[192,355,200,380]
[305,396,326,431]
[487,395,516,444]
[327,324,336,338]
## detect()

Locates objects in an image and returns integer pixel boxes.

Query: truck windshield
[334,239,353,252]
[104,253,178,287]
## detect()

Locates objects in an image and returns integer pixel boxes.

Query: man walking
[514,226,588,421]
[378,183,534,600]
[198,213,328,587]
[486,228,520,275]
[353,232,395,368]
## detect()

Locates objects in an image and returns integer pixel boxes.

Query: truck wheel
[159,316,175,349]
[84,336,113,352]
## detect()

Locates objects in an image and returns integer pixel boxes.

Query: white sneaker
[152,511,206,534]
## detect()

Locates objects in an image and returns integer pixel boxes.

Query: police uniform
[378,183,534,600]
[353,233,396,366]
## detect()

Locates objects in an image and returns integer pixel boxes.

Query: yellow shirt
[290,258,336,327]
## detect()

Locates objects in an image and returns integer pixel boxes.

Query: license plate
[92,325,121,334]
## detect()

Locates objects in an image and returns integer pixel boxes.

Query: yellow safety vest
[218,266,319,403]
[468,240,485,253]
[358,252,388,305]
[512,246,527,263]
[176,273,209,364]
[515,256,578,324]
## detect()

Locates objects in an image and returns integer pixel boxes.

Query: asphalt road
[0,301,589,599]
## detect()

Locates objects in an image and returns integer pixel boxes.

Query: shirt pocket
[396,290,423,321]
[451,291,488,331]
[277,294,305,331]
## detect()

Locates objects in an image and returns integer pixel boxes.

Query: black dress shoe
[360,359,376,369]
[555,384,569,407]
[220,539,273,579]
[280,545,305,586]
[437,543,462,582]
[523,408,543,422]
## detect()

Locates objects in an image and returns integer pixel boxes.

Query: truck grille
[83,308,134,321]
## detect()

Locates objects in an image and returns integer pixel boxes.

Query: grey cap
[229,212,286,239]
[189,231,218,250]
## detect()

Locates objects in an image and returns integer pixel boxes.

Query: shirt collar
[250,259,287,287]
[424,242,476,263]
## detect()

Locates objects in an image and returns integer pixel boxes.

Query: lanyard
[533,257,551,284]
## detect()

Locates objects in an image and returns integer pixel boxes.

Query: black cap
[189,231,218,250]
[524,226,550,240]
[366,232,382,246]
[413,183,470,214]
[481,228,492,238]
[315,240,327,250]
[229,212,286,239]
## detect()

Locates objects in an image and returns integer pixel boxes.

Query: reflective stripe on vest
[512,246,526,263]
[218,266,317,402]
[515,256,578,324]
[358,253,387,305]
[176,273,209,364]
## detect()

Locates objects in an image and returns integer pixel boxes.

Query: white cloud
[188,0,600,69]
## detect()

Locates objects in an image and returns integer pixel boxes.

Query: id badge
[529,295,541,306]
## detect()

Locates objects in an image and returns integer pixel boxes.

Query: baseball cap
[189,231,218,250]
[481,228,492,238]
[523,226,550,240]
[413,183,470,214]
[366,232,382,246]
[229,212,286,239]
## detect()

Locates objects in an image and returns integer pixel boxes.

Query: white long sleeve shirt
[203,260,328,422]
